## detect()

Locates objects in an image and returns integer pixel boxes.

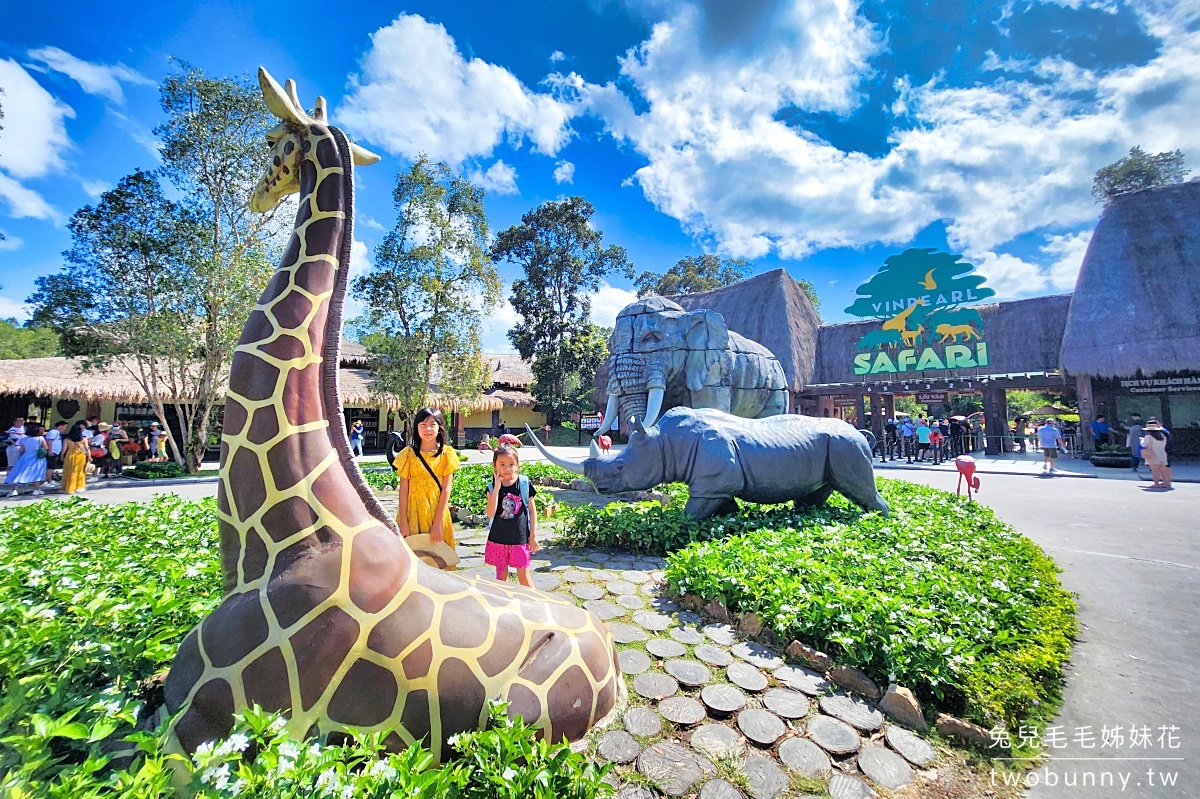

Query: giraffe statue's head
[250,67,380,214]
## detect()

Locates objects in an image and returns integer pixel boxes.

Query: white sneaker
[31,490,44,496]
[5,490,17,498]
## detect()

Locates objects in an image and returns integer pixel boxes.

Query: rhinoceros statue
[528,407,888,519]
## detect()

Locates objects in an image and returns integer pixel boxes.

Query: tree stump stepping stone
[885,725,937,767]
[624,706,663,738]
[633,610,674,631]
[772,664,829,696]
[633,672,680,700]
[607,580,638,595]
[665,658,712,688]
[700,684,747,716]
[743,754,789,799]
[671,626,706,645]
[676,610,704,625]
[649,596,678,612]
[659,696,707,726]
[616,785,656,799]
[617,594,646,610]
[762,687,810,719]
[690,723,747,759]
[622,570,651,583]
[597,730,643,764]
[572,583,607,600]
[608,622,650,644]
[819,693,884,733]
[703,623,738,645]
[778,737,831,777]
[694,643,734,667]
[857,745,915,789]
[727,662,769,692]
[641,582,663,596]
[646,638,688,658]
[737,708,787,747]
[588,551,611,562]
[807,715,861,755]
[731,641,784,670]
[583,600,627,620]
[828,773,878,799]
[698,779,745,799]
[563,569,591,583]
[618,648,652,674]
[637,741,717,797]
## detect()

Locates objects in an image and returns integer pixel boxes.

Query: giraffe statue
[881,299,927,347]
[162,68,622,765]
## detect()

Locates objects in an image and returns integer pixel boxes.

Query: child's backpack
[485,474,532,534]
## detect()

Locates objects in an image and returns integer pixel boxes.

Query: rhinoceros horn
[525,425,588,475]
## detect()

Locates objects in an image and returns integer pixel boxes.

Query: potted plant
[1089,443,1133,468]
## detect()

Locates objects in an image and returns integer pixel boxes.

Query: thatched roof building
[1061,180,1200,378]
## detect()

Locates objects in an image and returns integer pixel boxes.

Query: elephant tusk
[596,394,619,436]
[642,387,665,428]
[525,425,588,475]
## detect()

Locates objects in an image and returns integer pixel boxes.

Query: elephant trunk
[609,353,667,428]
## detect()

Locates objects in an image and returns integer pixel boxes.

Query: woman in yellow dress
[60,425,91,494]
[393,408,460,549]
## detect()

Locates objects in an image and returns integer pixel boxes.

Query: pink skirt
[484,540,532,570]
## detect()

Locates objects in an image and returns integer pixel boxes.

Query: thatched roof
[1061,180,1200,377]
[672,269,821,392]
[811,294,1072,385]
[479,354,534,388]
[339,339,369,367]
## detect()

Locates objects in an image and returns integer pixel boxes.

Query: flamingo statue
[955,455,981,501]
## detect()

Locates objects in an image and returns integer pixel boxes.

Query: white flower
[447,733,461,747]
[195,741,215,759]
[184,566,201,579]
[502,767,518,781]
[215,733,250,756]
[316,768,341,793]
[368,760,397,781]
[37,608,57,620]
[340,786,354,799]
[229,778,246,797]
[278,741,301,760]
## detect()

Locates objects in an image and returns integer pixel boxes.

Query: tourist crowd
[3,416,170,497]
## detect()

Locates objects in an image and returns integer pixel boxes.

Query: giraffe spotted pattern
[163,69,621,764]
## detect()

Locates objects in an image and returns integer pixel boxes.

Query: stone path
[438,521,947,799]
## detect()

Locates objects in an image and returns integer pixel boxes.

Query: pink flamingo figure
[955,455,981,501]
[498,433,522,447]
[596,434,612,453]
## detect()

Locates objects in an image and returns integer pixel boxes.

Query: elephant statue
[596,296,789,435]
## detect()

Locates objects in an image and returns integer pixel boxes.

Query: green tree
[1092,146,1190,203]
[492,197,631,424]
[29,64,286,472]
[352,157,499,419]
[0,319,60,359]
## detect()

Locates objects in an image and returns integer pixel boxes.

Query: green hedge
[363,462,578,515]
[124,462,187,480]
[560,479,1076,731]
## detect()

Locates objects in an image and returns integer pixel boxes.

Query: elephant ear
[684,310,729,349]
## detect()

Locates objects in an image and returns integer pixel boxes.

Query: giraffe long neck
[216,125,403,594]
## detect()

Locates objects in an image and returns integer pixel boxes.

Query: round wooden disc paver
[637,741,717,797]
[597,730,643,764]
[665,658,712,688]
[807,714,861,755]
[885,725,937,767]
[857,745,915,789]
[700,684,747,716]
[772,664,829,696]
[624,706,663,738]
[572,583,606,600]
[563,569,591,583]
[588,550,611,562]
[671,626,706,645]
[616,784,656,799]
[646,638,688,658]
[676,610,704,625]
[618,648,652,674]
[743,754,789,799]
[736,708,787,747]
[828,773,878,799]
[617,594,646,610]
[608,622,650,644]
[819,693,884,733]
[697,779,745,799]
[633,610,674,631]
[731,641,784,671]
[762,687,810,719]
[531,572,562,591]
[607,580,638,595]
[622,570,651,583]
[649,596,678,612]
[778,737,831,777]
[727,662,769,693]
[659,695,707,726]
[694,643,734,667]
[690,723,747,759]
[702,623,737,645]
[641,582,663,596]
[583,600,627,620]
[634,672,680,700]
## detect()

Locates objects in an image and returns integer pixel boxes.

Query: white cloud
[553,160,575,184]
[340,14,575,165]
[0,231,24,250]
[342,239,372,322]
[0,58,74,222]
[590,282,639,328]
[0,173,62,223]
[469,160,519,195]
[479,296,520,353]
[550,50,566,63]
[0,294,31,322]
[26,46,153,105]
[968,229,1092,299]
[80,179,110,199]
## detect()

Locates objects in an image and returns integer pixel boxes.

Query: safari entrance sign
[847,249,996,376]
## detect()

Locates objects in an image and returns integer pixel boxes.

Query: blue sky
[1,0,1197,351]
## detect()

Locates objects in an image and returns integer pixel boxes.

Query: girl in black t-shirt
[483,444,539,586]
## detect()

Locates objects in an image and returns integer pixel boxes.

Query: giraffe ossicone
[162,66,622,768]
